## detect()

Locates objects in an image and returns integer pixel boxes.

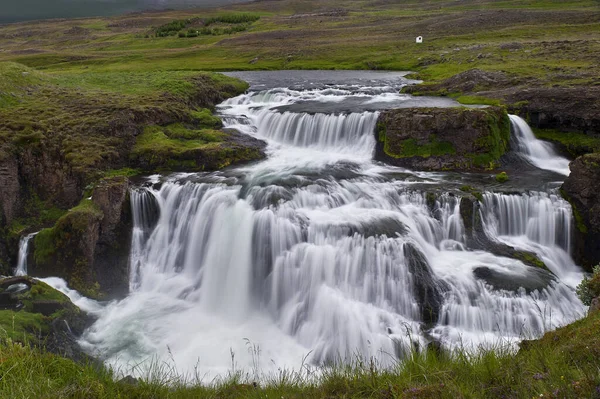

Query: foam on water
[65,79,586,381]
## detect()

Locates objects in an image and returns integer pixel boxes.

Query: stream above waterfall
[47,71,584,382]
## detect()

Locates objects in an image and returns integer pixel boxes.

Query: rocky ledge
[562,153,600,270]
[375,106,510,171]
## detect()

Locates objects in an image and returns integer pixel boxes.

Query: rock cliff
[562,153,600,271]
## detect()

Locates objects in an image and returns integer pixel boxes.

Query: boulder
[375,106,510,171]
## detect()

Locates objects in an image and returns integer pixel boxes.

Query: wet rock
[375,106,510,171]
[473,266,555,293]
[562,153,600,271]
[459,195,549,271]
[404,243,446,326]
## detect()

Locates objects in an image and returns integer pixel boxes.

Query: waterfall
[81,181,584,379]
[480,192,583,287]
[15,232,37,276]
[509,115,571,176]
[80,77,585,381]
[253,111,378,155]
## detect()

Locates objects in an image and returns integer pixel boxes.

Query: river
[37,71,584,382]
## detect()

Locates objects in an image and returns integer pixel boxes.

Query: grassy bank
[0,0,598,88]
[1,309,600,398]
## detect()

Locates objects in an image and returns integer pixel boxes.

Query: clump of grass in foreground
[2,311,600,398]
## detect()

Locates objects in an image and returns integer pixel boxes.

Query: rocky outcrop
[403,243,446,327]
[29,177,132,298]
[404,69,600,136]
[0,276,94,363]
[0,156,20,226]
[375,106,510,171]
[92,177,132,298]
[561,153,600,271]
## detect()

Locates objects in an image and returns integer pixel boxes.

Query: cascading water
[14,232,37,276]
[509,114,571,176]
[78,72,585,382]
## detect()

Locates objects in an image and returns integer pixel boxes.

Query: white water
[77,81,585,381]
[15,232,37,276]
[509,114,571,176]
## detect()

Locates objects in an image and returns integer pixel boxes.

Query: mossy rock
[31,199,103,297]
[375,106,510,171]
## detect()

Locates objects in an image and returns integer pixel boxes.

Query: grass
[0,0,597,84]
[0,310,600,398]
[534,128,600,157]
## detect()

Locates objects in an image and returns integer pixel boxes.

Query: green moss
[533,128,600,157]
[514,251,549,270]
[495,171,509,183]
[560,188,589,233]
[33,228,56,265]
[385,136,456,158]
[190,108,223,129]
[454,95,503,106]
[104,167,140,178]
[459,186,484,202]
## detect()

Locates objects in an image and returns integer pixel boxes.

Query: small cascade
[509,115,571,176]
[480,192,583,287]
[14,232,37,276]
[253,110,378,155]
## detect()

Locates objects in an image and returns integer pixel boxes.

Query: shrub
[577,265,600,305]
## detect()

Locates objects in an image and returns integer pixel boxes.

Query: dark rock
[0,156,20,225]
[375,106,510,171]
[473,266,555,293]
[92,176,132,298]
[29,203,103,296]
[31,300,69,316]
[562,153,600,271]
[505,86,600,135]
[459,195,549,271]
[403,69,519,95]
[404,243,446,326]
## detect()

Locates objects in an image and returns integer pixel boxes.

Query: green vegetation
[495,172,509,183]
[534,128,600,157]
[514,251,549,270]
[577,265,600,305]
[204,13,261,26]
[0,278,73,342]
[467,110,511,169]
[560,188,589,234]
[155,19,192,37]
[388,136,456,158]
[1,309,600,398]
[33,199,103,295]
[455,95,503,106]
[154,13,260,39]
